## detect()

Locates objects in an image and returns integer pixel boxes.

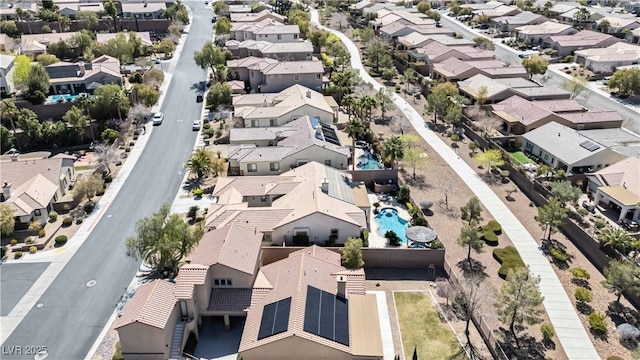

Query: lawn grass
[74,165,92,171]
[394,291,461,360]
[509,151,533,165]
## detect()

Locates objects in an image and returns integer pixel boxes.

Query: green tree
[76,10,99,30]
[602,259,640,302]
[366,40,387,72]
[561,76,588,99]
[345,118,365,170]
[473,149,505,173]
[155,38,176,57]
[194,41,229,74]
[573,7,591,29]
[402,147,428,180]
[206,82,232,110]
[185,147,214,179]
[457,220,484,268]
[426,9,441,22]
[214,16,231,35]
[73,174,104,203]
[474,36,495,51]
[0,125,14,153]
[143,68,165,88]
[35,54,60,66]
[424,81,458,125]
[125,203,204,276]
[375,88,394,120]
[341,94,357,120]
[288,8,310,35]
[461,197,483,226]
[15,8,32,34]
[76,93,95,141]
[354,26,374,46]
[342,237,364,269]
[16,108,42,149]
[330,69,357,103]
[383,135,404,168]
[92,33,135,63]
[92,84,130,121]
[1,99,21,149]
[403,68,416,94]
[357,95,377,124]
[598,226,635,255]
[536,198,569,240]
[41,24,52,33]
[103,0,118,32]
[132,84,159,107]
[213,2,229,15]
[0,204,16,236]
[13,55,33,90]
[100,128,119,144]
[496,267,545,347]
[550,181,582,206]
[307,29,328,49]
[522,56,549,80]
[597,19,610,33]
[25,64,50,105]
[62,106,88,143]
[608,68,640,98]
[416,1,431,14]
[0,20,19,37]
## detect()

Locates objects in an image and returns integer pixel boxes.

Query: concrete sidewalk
[310,8,600,360]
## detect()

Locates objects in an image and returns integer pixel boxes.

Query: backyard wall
[16,19,171,35]
[346,169,398,189]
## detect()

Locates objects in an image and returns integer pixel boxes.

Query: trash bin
[204,138,210,146]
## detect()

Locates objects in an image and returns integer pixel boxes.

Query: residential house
[350,0,375,15]
[407,42,494,74]
[96,32,153,49]
[543,30,619,57]
[121,2,166,19]
[521,122,626,174]
[229,10,286,23]
[58,2,104,19]
[574,42,640,73]
[0,2,37,20]
[20,32,78,57]
[1,153,76,228]
[232,84,337,127]
[578,128,640,158]
[516,21,577,44]
[115,224,264,360]
[206,161,370,245]
[0,33,13,52]
[549,2,581,16]
[491,11,548,32]
[46,55,122,95]
[595,17,640,34]
[627,28,640,45]
[379,23,453,40]
[227,57,324,93]
[239,246,382,360]
[232,23,300,43]
[0,54,15,96]
[458,74,570,103]
[432,58,527,82]
[228,4,253,14]
[469,4,522,18]
[490,96,622,134]
[227,40,313,61]
[398,34,475,50]
[228,116,350,175]
[624,1,640,14]
[586,157,640,223]
[557,7,606,26]
[228,80,246,94]
[371,10,435,29]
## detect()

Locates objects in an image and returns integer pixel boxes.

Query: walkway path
[309,9,600,360]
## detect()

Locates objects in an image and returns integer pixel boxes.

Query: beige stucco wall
[244,104,334,127]
[236,145,349,176]
[272,212,363,246]
[118,320,170,360]
[210,264,255,288]
[261,73,323,93]
[256,33,299,43]
[241,335,352,360]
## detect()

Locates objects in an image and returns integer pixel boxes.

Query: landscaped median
[394,291,461,360]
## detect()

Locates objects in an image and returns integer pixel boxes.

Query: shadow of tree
[576,301,593,315]
[183,178,203,192]
[571,277,591,289]
[496,327,547,360]
[590,328,608,342]
[456,258,488,279]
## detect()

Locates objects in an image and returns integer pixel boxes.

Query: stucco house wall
[118,308,178,360]
[522,139,625,172]
[243,105,333,127]
[260,73,323,93]
[272,212,363,246]
[240,334,352,360]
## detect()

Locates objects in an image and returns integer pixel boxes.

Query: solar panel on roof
[303,285,350,346]
[579,140,600,152]
[257,297,292,340]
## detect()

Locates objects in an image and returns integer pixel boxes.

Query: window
[525,142,533,151]
[251,71,254,77]
[269,119,277,126]
[251,120,259,127]
[577,124,585,130]
[270,162,280,171]
[261,195,268,202]
[316,73,322,80]
[34,209,42,216]
[543,153,549,161]
[324,159,331,166]
[214,278,233,287]
[264,233,272,242]
[294,74,300,81]
[248,163,258,172]
[294,34,299,39]
[330,229,338,238]
[277,34,282,40]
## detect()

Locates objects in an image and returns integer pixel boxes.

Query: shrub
[96,188,105,196]
[550,248,570,263]
[14,251,23,259]
[493,246,525,279]
[115,160,123,166]
[29,246,37,254]
[588,312,607,333]
[84,202,95,214]
[485,220,502,234]
[292,234,309,246]
[187,205,199,220]
[373,202,380,208]
[360,229,369,248]
[62,217,73,227]
[430,240,444,249]
[395,84,401,92]
[55,235,68,245]
[129,141,135,147]
[450,134,460,142]
[25,238,33,244]
[38,229,46,238]
[10,239,18,246]
[413,217,428,226]
[133,129,140,136]
[103,174,113,183]
[482,230,499,246]
[133,135,138,141]
[385,230,401,246]
[541,323,555,340]
[607,357,624,360]
[574,287,592,303]
[194,216,205,223]
[193,188,204,197]
[570,267,590,280]
[203,123,211,129]
[49,211,58,222]
[594,219,606,230]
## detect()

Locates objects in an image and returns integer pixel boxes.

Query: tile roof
[206,208,294,233]
[515,21,574,35]
[1,155,73,190]
[6,174,58,216]
[509,85,571,98]
[230,10,285,23]
[597,16,640,29]
[531,99,584,113]
[433,58,526,79]
[262,60,324,75]
[491,95,553,126]
[174,264,208,299]
[21,32,78,47]
[253,24,299,35]
[557,109,624,124]
[589,157,640,201]
[239,245,366,354]
[121,2,166,13]
[493,11,545,25]
[547,30,617,47]
[575,42,640,62]
[227,56,279,71]
[189,224,263,275]
[115,280,176,330]
[233,85,334,121]
[208,288,253,312]
[261,41,313,54]
[579,128,640,158]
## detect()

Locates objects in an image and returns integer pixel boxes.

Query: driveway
[193,317,244,360]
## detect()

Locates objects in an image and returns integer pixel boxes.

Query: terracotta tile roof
[1,155,73,188]
[239,245,366,354]
[189,224,263,275]
[491,95,553,126]
[174,264,208,299]
[547,30,616,47]
[531,99,584,113]
[590,157,640,199]
[115,280,177,330]
[205,208,293,233]
[516,21,574,35]
[6,174,58,216]
[262,60,324,75]
[208,288,253,312]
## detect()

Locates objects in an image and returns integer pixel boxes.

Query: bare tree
[438,180,455,214]
[452,273,493,359]
[92,142,119,174]
[128,104,151,129]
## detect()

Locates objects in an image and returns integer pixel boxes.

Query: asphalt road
[0,2,212,359]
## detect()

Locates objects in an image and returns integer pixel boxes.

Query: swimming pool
[375,208,409,243]
[47,94,80,104]
[357,150,383,170]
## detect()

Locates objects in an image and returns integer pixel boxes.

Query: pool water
[47,94,80,103]
[357,150,383,170]
[375,208,409,243]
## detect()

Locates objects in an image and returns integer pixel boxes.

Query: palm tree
[185,147,214,179]
[76,94,96,141]
[598,226,634,255]
[111,91,128,123]
[345,118,365,170]
[358,95,377,126]
[15,8,32,34]
[573,7,591,30]
[383,135,404,169]
[341,94,356,120]
[0,100,21,149]
[597,19,611,33]
[543,1,553,16]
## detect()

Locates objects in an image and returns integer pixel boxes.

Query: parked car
[518,53,530,59]
[152,112,164,125]
[192,119,201,131]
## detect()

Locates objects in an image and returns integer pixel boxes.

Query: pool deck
[355,147,384,170]
[368,192,411,248]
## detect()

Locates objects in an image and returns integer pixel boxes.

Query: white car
[192,119,201,131]
[152,112,164,125]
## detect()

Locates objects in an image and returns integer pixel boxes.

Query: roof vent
[321,178,329,193]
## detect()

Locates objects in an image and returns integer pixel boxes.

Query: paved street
[0,1,212,359]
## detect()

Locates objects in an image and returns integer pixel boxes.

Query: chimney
[10,154,18,162]
[262,98,269,107]
[306,89,311,98]
[2,182,11,201]
[321,178,329,193]
[337,275,346,298]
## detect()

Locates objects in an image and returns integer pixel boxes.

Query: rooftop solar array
[319,122,342,146]
[257,297,291,340]
[579,140,600,152]
[303,286,349,346]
